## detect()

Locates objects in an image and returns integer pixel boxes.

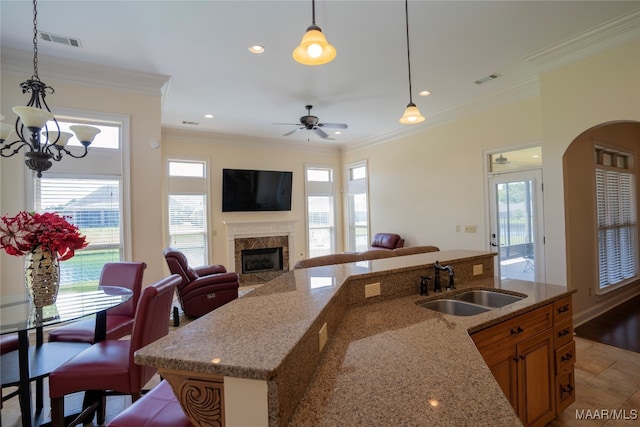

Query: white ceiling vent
[474,73,501,85]
[181,120,199,126]
[39,32,81,48]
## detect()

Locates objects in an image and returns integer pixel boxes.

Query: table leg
[17,330,32,427]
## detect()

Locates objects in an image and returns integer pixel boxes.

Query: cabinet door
[483,345,518,412]
[517,329,556,427]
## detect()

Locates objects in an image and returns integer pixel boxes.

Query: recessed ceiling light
[419,90,431,96]
[248,45,265,54]
[334,131,342,135]
[204,114,214,119]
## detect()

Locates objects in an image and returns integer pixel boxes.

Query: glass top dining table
[1,286,133,427]
[0,286,133,335]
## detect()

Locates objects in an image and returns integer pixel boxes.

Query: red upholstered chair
[106,380,193,427]
[163,247,239,318]
[0,335,19,354]
[370,233,405,250]
[48,262,146,344]
[48,274,181,427]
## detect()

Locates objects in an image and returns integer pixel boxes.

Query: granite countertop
[135,250,574,426]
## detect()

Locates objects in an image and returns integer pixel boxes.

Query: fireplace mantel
[223,220,298,273]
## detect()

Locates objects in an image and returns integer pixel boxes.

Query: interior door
[489,170,545,283]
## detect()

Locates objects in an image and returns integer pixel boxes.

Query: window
[305,166,336,258]
[595,147,638,292]
[346,161,369,252]
[32,116,127,294]
[167,160,209,267]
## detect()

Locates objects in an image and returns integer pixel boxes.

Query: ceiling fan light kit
[293,0,336,66]
[398,0,425,125]
[274,105,347,140]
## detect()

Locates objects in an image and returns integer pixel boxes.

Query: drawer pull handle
[510,326,524,335]
[561,352,573,362]
[558,328,570,337]
[561,384,574,394]
[557,305,569,314]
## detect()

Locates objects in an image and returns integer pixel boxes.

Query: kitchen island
[136,250,574,426]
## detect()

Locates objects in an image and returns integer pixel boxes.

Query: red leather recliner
[163,247,239,318]
[370,233,405,250]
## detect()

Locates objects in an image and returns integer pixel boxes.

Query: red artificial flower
[0,211,88,261]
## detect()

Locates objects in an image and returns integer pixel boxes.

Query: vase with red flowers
[0,211,88,307]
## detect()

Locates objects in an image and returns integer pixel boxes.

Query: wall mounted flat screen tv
[222,169,293,212]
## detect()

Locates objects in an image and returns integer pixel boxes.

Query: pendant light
[0,0,101,177]
[292,0,336,66]
[399,0,425,124]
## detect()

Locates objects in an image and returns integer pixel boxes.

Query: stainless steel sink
[453,290,525,308]
[418,299,491,316]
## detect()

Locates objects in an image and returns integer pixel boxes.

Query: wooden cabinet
[472,296,575,427]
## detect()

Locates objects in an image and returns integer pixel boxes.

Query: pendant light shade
[399,0,425,124]
[399,102,425,124]
[293,0,336,66]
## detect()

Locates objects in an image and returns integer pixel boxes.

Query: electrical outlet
[319,322,328,352]
[473,264,483,275]
[464,225,477,233]
[365,282,381,298]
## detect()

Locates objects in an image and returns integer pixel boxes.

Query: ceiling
[1,1,638,150]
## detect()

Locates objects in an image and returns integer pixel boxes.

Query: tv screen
[222,169,293,212]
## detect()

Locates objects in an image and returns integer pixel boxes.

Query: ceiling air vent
[474,73,501,85]
[182,120,200,126]
[40,32,81,48]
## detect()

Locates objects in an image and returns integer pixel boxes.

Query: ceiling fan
[494,153,509,165]
[274,105,348,140]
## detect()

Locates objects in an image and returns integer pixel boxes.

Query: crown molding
[523,9,640,73]
[162,126,341,155]
[342,78,540,154]
[0,47,171,97]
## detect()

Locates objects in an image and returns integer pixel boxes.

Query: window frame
[594,145,638,295]
[28,110,131,291]
[166,158,211,267]
[345,160,370,252]
[304,164,337,258]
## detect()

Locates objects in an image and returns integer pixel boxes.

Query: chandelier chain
[32,0,40,81]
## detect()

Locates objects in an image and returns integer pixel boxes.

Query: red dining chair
[48,274,181,427]
[1,334,20,422]
[106,380,193,427]
[48,262,146,343]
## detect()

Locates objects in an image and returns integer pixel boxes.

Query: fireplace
[224,220,297,285]
[242,247,283,274]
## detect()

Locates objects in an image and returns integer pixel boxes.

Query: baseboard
[574,287,640,327]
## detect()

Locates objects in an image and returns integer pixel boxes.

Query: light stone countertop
[135,250,573,426]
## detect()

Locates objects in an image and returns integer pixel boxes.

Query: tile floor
[2,320,639,426]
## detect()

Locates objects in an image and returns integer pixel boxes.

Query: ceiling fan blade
[273,123,299,126]
[283,127,303,136]
[313,127,334,140]
[318,122,348,129]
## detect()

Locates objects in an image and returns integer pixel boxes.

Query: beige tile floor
[2,333,638,426]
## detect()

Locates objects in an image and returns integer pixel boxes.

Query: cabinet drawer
[556,370,576,412]
[553,297,573,324]
[554,321,574,349]
[555,340,576,373]
[472,305,553,352]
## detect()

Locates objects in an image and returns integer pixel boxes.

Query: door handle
[490,233,498,247]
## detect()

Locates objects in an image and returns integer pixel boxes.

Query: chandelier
[0,0,100,178]
[399,0,425,124]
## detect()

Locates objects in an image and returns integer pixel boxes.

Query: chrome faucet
[433,261,455,292]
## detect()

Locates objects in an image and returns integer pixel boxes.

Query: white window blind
[596,168,637,289]
[167,160,209,267]
[35,177,122,293]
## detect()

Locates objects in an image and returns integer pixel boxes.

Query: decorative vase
[25,246,60,307]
